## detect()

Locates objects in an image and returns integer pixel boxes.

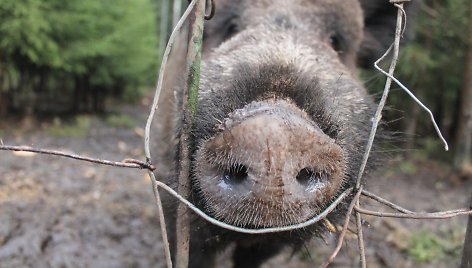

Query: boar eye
[223,164,248,184]
[224,22,239,40]
[329,34,343,54]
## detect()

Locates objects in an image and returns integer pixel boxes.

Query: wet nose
[195,100,346,227]
[215,105,343,196]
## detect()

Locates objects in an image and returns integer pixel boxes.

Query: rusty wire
[0,145,155,170]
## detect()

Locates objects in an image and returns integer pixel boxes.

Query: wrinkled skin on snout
[153,0,416,267]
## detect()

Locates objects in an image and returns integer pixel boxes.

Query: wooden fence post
[461,195,472,268]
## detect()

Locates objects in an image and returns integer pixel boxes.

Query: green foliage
[51,0,158,83]
[0,0,61,67]
[397,1,467,142]
[363,0,470,157]
[397,0,468,95]
[0,0,159,114]
[420,137,443,155]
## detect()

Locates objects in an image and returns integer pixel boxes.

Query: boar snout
[195,99,345,228]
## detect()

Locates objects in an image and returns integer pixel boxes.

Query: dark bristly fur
[192,64,335,142]
[153,1,417,267]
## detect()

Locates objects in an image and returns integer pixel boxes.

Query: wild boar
[153,0,416,267]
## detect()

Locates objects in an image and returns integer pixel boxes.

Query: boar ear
[357,0,419,68]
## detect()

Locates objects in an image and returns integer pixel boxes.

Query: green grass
[408,232,444,263]
[399,161,417,175]
[407,230,465,264]
[46,115,93,138]
[105,114,134,129]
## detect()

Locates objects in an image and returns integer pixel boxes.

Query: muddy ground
[0,98,470,268]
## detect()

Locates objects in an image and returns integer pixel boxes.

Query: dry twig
[355,206,472,219]
[355,199,366,268]
[321,187,363,268]
[361,189,413,214]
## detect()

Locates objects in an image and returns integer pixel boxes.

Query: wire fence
[0,0,471,267]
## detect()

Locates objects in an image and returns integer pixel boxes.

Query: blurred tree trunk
[159,0,170,57]
[406,97,420,149]
[0,66,8,116]
[435,79,445,131]
[0,91,9,117]
[462,196,472,268]
[454,1,472,172]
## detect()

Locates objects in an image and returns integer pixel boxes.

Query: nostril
[223,164,248,184]
[296,168,314,185]
[296,168,330,185]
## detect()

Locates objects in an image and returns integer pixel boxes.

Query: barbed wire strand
[0,145,154,170]
[144,1,199,267]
